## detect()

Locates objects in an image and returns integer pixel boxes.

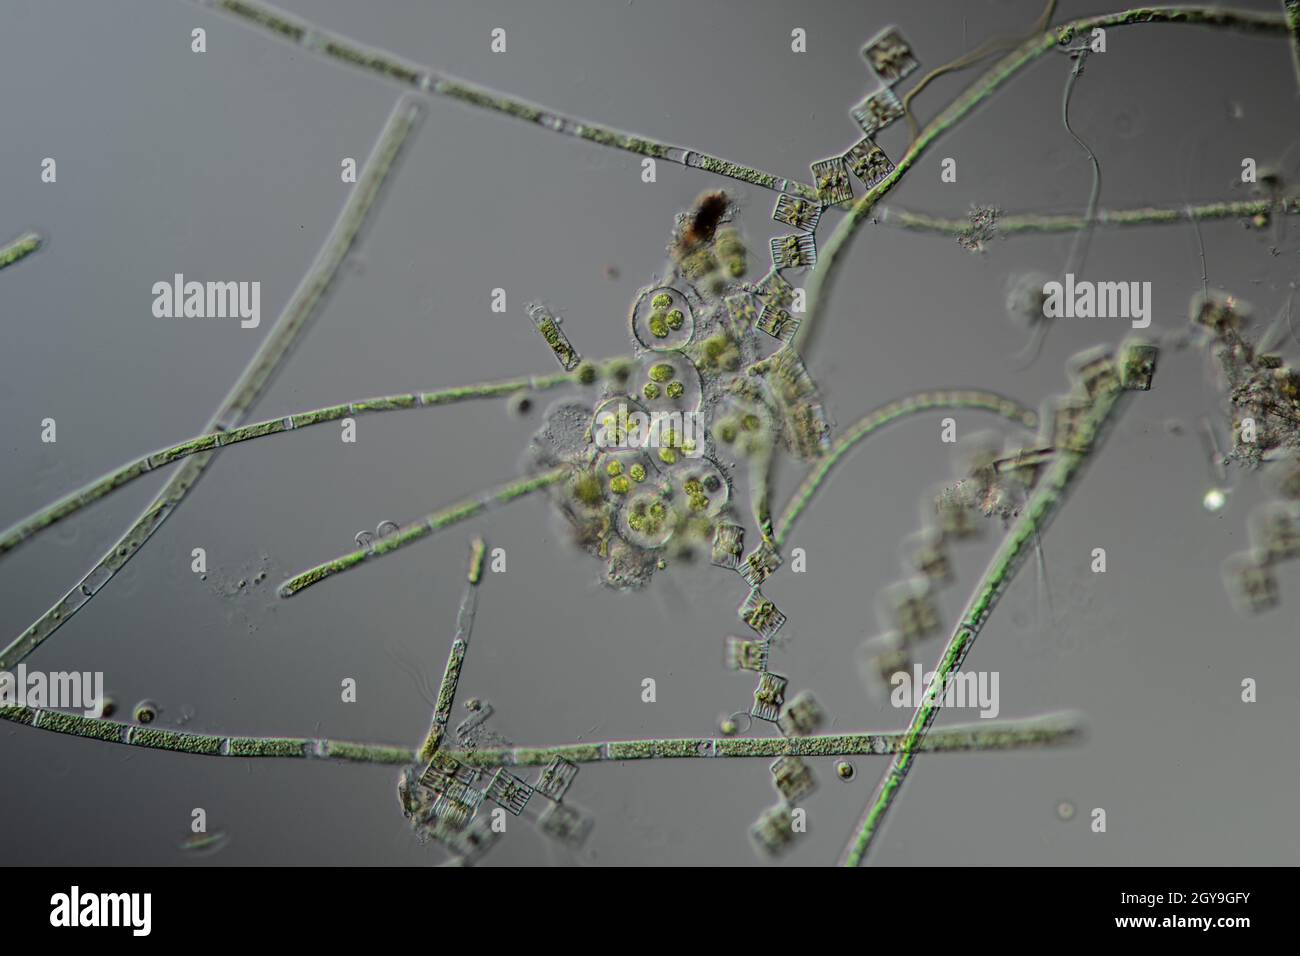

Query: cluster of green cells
[646,292,686,340]
[642,361,685,402]
[523,189,829,590]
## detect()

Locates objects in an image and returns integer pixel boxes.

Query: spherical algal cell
[606,459,623,477]
[649,313,670,338]
[1203,488,1227,513]
[835,760,856,781]
[666,309,685,330]
[610,476,631,495]
[643,382,661,401]
[576,362,599,385]
[629,463,647,482]
[666,381,685,400]
[720,717,738,736]
[1056,800,1076,821]
[651,293,672,311]
[133,700,159,724]
[649,363,675,383]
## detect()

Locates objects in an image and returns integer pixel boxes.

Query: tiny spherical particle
[836,760,855,780]
[1203,488,1227,512]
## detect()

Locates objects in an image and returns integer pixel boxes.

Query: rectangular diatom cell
[757,304,800,342]
[778,690,825,737]
[933,488,980,541]
[903,529,954,586]
[810,157,853,205]
[1068,347,1120,400]
[1045,396,1095,453]
[432,794,476,832]
[770,233,818,271]
[724,293,759,335]
[846,137,895,189]
[725,635,770,673]
[739,590,787,640]
[1223,551,1280,615]
[533,757,579,801]
[883,580,943,644]
[994,447,1054,492]
[527,303,581,371]
[793,402,832,460]
[751,671,789,722]
[445,815,500,864]
[772,194,822,232]
[538,802,594,848]
[741,544,783,588]
[749,804,795,856]
[770,755,817,802]
[1249,502,1300,562]
[851,86,904,136]
[711,523,745,569]
[486,769,534,815]
[754,269,796,312]
[872,644,911,686]
[1119,341,1159,390]
[419,753,474,793]
[862,27,919,85]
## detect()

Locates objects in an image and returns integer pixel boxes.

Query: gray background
[1,0,1297,866]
